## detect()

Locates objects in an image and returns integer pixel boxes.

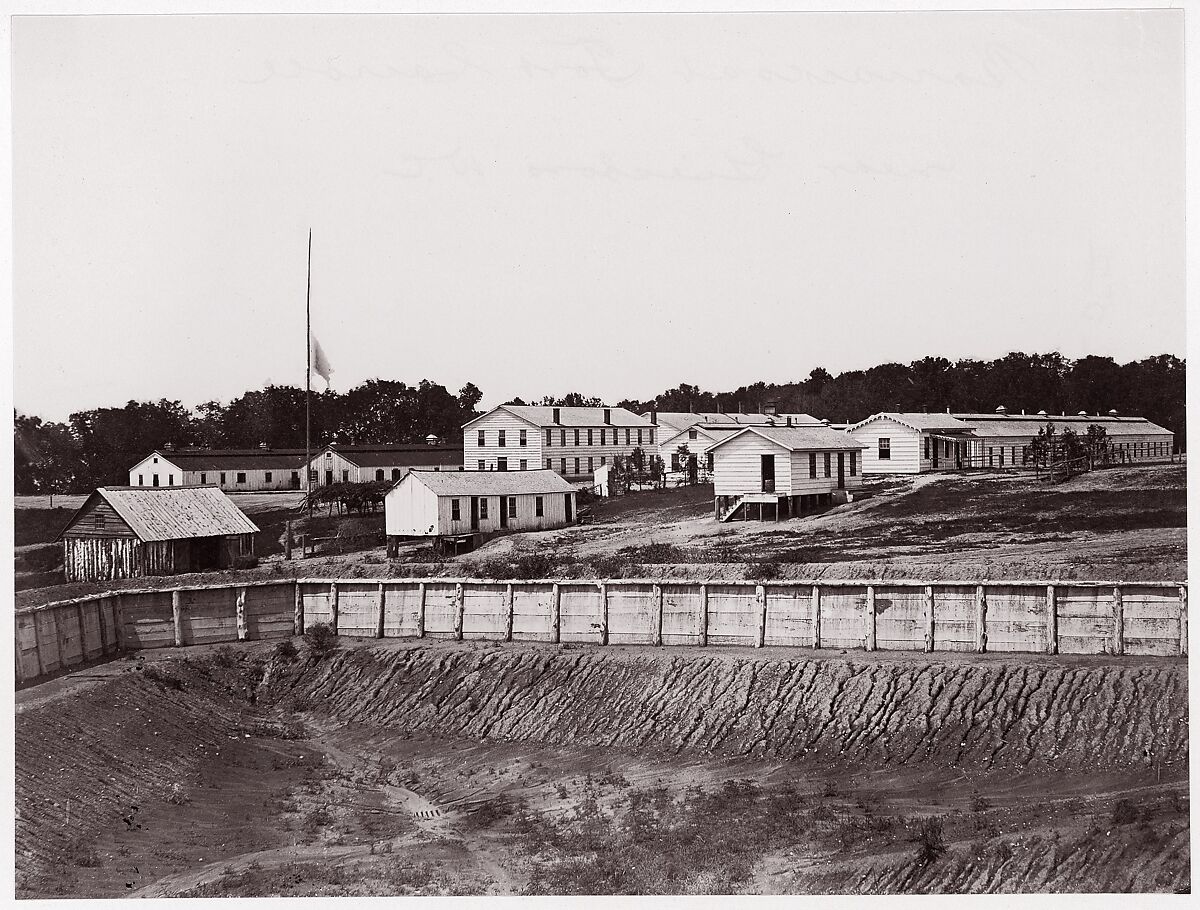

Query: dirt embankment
[277,644,1187,774]
[16,642,1190,897]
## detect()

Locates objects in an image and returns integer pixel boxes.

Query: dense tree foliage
[12,352,1184,494]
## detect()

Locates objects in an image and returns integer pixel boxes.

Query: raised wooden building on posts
[57,485,259,582]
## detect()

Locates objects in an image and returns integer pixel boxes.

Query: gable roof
[400,468,578,496]
[136,448,311,471]
[951,413,1174,438]
[315,444,463,468]
[847,413,974,433]
[647,411,821,433]
[60,486,260,542]
[463,405,655,430]
[707,425,867,454]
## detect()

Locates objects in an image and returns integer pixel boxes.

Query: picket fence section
[15,577,1188,686]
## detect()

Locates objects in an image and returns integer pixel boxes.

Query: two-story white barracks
[462,405,658,480]
[650,410,823,472]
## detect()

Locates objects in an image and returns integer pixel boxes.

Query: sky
[11,9,1185,421]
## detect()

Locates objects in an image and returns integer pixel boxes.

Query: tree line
[14,352,1184,494]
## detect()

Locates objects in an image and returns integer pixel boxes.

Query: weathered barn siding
[516,584,559,640]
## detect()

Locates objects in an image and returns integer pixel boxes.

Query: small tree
[1084,424,1109,466]
[303,622,339,663]
[673,444,691,483]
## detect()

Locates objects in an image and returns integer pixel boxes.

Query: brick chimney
[552,407,561,424]
[603,408,611,425]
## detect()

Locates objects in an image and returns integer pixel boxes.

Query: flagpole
[305,229,312,520]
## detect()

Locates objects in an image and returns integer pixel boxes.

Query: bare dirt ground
[15,637,1189,897]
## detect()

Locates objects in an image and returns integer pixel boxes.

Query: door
[932,439,939,468]
[325,470,333,486]
[470,497,480,531]
[837,453,845,489]
[687,455,698,485]
[761,454,775,493]
[497,457,508,472]
[499,498,508,529]
[192,536,222,571]
[564,494,573,522]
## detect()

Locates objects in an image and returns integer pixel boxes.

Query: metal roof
[847,413,975,433]
[61,486,260,542]
[321,446,463,468]
[951,414,1173,438]
[648,411,820,432]
[463,405,655,430]
[708,425,867,453]
[146,449,311,471]
[399,469,578,496]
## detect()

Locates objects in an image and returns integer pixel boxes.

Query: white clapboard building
[708,424,867,522]
[386,468,579,539]
[845,413,976,475]
[463,405,658,480]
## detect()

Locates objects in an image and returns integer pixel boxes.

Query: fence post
[755,585,767,648]
[293,582,304,635]
[1046,585,1057,654]
[376,582,386,639]
[975,586,987,653]
[811,585,821,650]
[1179,585,1188,656]
[599,583,609,645]
[454,583,465,641]
[77,601,89,660]
[654,584,664,647]
[172,590,184,647]
[330,582,339,634]
[1112,586,1124,656]
[113,594,125,653]
[551,583,561,644]
[864,586,876,651]
[923,586,934,652]
[236,587,248,641]
[97,598,109,656]
[417,582,427,638]
[504,584,515,642]
[699,584,708,648]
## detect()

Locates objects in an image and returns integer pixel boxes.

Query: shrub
[1111,798,1140,826]
[745,561,782,581]
[914,816,947,865]
[969,793,992,813]
[212,645,238,668]
[303,623,339,662]
[272,639,299,662]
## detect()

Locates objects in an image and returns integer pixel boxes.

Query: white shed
[846,413,975,475]
[707,425,867,522]
[386,469,579,539]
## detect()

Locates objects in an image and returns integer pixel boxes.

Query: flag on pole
[309,332,333,387]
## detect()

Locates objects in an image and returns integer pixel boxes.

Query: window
[478,430,485,447]
[168,474,175,485]
[535,495,544,517]
[924,437,931,459]
[293,471,301,485]
[480,498,489,519]
[265,472,273,483]
[497,458,508,472]
[707,453,714,471]
[574,457,580,475]
[588,429,594,445]
[689,429,698,440]
[546,429,552,446]
[498,430,506,447]
[546,458,553,470]
[600,456,606,465]
[200,472,207,484]
[587,456,594,472]
[625,429,631,445]
[824,452,831,478]
[599,428,606,445]
[999,449,1005,467]
[451,499,461,521]
[809,453,817,478]
[392,468,401,481]
[671,454,681,471]
[237,472,247,484]
[561,457,567,473]
[477,459,485,471]
[574,429,580,446]
[519,429,527,447]
[944,440,951,457]
[637,429,643,445]
[849,452,857,476]
[138,474,144,485]
[878,438,891,460]
[560,429,566,446]
[220,472,226,485]
[508,497,517,518]
[519,459,527,471]
[96,514,105,530]
[153,457,158,464]
[375,469,385,481]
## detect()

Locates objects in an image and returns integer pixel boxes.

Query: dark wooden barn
[57,486,260,583]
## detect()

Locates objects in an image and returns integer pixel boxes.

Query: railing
[15,577,1187,687]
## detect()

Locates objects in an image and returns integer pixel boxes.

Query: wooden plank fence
[15,577,1189,687]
